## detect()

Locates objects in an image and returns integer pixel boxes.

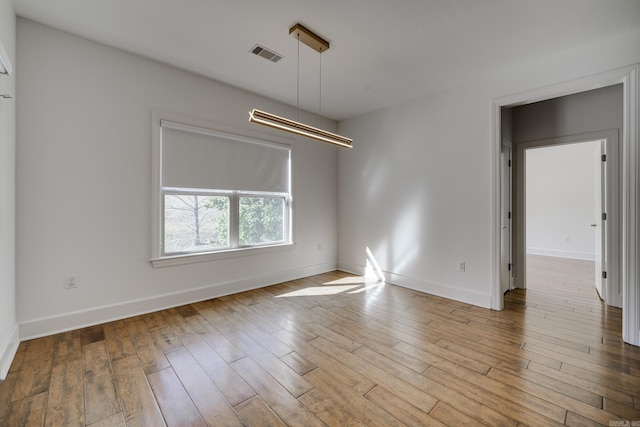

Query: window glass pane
[164,194,229,253]
[239,197,285,246]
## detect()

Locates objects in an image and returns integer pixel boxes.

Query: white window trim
[151,111,294,268]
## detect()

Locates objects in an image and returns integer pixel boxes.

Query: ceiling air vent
[250,44,283,63]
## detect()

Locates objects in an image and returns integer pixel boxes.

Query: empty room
[1,1,640,426]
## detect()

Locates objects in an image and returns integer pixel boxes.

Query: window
[152,115,292,265]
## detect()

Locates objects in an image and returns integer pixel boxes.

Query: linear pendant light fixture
[249,23,352,148]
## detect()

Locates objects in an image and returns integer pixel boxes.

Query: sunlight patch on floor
[275,284,363,297]
[275,273,385,298]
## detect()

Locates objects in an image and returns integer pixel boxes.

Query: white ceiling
[12,0,640,121]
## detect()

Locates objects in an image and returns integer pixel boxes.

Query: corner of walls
[337,261,492,309]
[0,0,17,381]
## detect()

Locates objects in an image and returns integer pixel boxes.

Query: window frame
[151,111,294,267]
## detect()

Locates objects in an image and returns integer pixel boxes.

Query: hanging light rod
[249,109,352,148]
[249,23,353,148]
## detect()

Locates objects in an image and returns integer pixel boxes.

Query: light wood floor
[1,259,639,426]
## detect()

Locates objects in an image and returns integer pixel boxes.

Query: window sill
[151,242,296,268]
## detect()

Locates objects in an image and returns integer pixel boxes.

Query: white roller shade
[161,120,290,192]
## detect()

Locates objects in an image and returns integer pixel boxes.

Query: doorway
[491,64,639,346]
[520,139,621,308]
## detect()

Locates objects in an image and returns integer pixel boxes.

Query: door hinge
[508,160,512,167]
[508,211,512,219]
[602,271,607,279]
[602,212,607,221]
[508,263,512,271]
[601,154,606,162]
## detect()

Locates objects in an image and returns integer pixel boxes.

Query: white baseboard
[19,262,336,340]
[526,247,595,261]
[337,262,492,309]
[0,323,19,381]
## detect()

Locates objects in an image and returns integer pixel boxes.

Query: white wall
[16,19,339,338]
[525,142,600,260]
[337,26,640,308]
[0,0,17,380]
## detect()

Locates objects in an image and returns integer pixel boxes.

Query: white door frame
[491,64,639,346]
[499,139,513,295]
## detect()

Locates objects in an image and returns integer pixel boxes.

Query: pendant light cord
[296,35,300,121]
[318,53,322,119]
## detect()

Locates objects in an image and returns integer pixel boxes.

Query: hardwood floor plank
[79,325,106,346]
[112,355,166,427]
[527,361,635,407]
[305,368,404,427]
[45,359,84,426]
[126,319,170,374]
[428,319,564,370]
[235,396,288,427]
[353,345,429,385]
[280,350,316,376]
[225,313,294,357]
[141,311,168,331]
[150,325,182,354]
[565,411,607,427]
[52,331,82,366]
[486,367,622,425]
[394,340,490,375]
[429,401,489,427]
[230,356,326,427]
[603,397,640,420]
[180,333,256,406]
[82,341,121,425]
[328,319,400,350]
[298,387,368,427]
[225,329,314,397]
[198,330,246,363]
[103,322,136,361]
[497,363,603,408]
[166,348,244,427]
[271,328,375,395]
[163,311,197,336]
[0,368,19,423]
[350,350,517,426]
[147,367,207,427]
[357,339,430,373]
[308,336,439,416]
[87,412,126,427]
[10,336,55,401]
[4,391,48,426]
[175,304,199,318]
[560,361,640,391]
[525,340,632,373]
[365,384,446,427]
[9,365,50,404]
[424,366,567,426]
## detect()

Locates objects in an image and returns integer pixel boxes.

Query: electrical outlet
[457,261,466,272]
[65,274,78,289]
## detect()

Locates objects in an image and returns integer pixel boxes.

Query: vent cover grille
[251,45,283,63]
